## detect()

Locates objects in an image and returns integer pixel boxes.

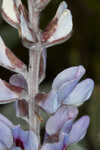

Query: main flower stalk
[28,50,41,137]
[27,0,42,140]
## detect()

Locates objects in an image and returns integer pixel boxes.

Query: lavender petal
[9,74,28,90]
[52,65,85,90]
[63,78,94,106]
[66,116,90,145]
[46,106,78,135]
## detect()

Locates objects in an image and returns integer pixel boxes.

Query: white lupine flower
[42,1,73,47]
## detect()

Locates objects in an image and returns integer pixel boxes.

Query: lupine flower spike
[0,0,94,150]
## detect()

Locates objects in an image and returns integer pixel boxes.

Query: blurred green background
[0,0,100,149]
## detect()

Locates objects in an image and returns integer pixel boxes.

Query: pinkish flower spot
[15,138,24,150]
[62,144,67,150]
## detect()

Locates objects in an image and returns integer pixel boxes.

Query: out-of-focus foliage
[40,0,100,82]
[69,144,87,150]
[88,86,100,150]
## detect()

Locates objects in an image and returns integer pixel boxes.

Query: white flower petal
[41,136,65,150]
[12,147,22,150]
[0,79,18,103]
[24,131,39,150]
[0,36,27,74]
[20,12,33,42]
[57,79,79,105]
[0,79,26,104]
[63,79,94,106]
[59,120,73,138]
[66,116,90,145]
[0,36,12,67]
[56,1,68,18]
[46,106,78,135]
[1,0,19,28]
[0,141,8,150]
[48,9,72,43]
[42,1,73,47]
[13,126,39,150]
[0,121,13,149]
[52,65,85,89]
[38,90,58,114]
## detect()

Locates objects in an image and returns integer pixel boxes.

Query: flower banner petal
[63,78,94,106]
[52,65,85,90]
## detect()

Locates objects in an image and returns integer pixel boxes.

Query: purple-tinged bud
[9,74,28,90]
[66,116,90,145]
[46,106,78,135]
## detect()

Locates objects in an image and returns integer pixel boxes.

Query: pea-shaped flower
[37,65,94,114]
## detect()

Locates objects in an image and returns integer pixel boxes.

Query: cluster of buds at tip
[0,0,94,150]
[1,0,73,48]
